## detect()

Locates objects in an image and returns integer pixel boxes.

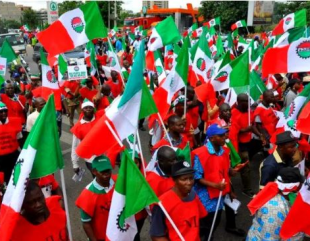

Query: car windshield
[124,20,134,26]
[0,34,24,46]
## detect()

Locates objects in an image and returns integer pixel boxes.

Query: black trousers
[199,204,236,241]
[134,218,146,241]
[0,150,20,184]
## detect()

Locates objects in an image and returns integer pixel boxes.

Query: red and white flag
[280,174,310,239]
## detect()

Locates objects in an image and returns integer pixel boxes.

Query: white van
[0,33,26,55]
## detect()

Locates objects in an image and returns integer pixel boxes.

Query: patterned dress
[246,194,304,241]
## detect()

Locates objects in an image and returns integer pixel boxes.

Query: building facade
[0,1,22,21]
[142,1,168,9]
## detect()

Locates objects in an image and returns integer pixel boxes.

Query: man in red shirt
[105,71,123,98]
[146,146,176,197]
[0,82,27,125]
[62,80,81,127]
[11,180,67,241]
[97,84,113,111]
[230,94,263,198]
[79,78,98,103]
[0,102,23,184]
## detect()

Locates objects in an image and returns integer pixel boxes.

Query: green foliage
[21,9,39,29]
[0,19,21,31]
[199,1,250,32]
[274,1,310,25]
[97,1,123,27]
[58,1,83,15]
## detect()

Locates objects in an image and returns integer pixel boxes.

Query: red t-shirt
[61,81,80,99]
[79,87,98,102]
[105,78,123,98]
[0,94,26,124]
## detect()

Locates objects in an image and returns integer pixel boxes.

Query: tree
[58,1,83,16]
[97,1,123,28]
[0,19,21,29]
[21,9,39,29]
[274,1,310,25]
[199,2,250,33]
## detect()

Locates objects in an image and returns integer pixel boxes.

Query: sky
[2,0,201,12]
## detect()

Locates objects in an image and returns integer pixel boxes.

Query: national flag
[262,38,310,77]
[274,26,306,47]
[0,39,17,63]
[225,139,241,168]
[148,16,181,51]
[280,174,310,239]
[0,95,64,241]
[192,27,204,39]
[76,40,156,158]
[231,20,247,31]
[57,54,68,83]
[145,50,166,85]
[183,23,198,37]
[134,25,143,36]
[204,17,220,28]
[149,39,188,125]
[272,9,307,36]
[230,50,250,87]
[106,149,159,240]
[193,28,213,82]
[109,26,118,38]
[20,24,30,32]
[40,48,58,90]
[237,36,249,51]
[107,39,123,75]
[210,51,232,91]
[278,83,310,137]
[216,36,224,58]
[249,71,267,101]
[37,1,108,56]
[176,142,191,165]
[86,41,98,76]
[296,101,310,135]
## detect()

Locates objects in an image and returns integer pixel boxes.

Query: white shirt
[71,116,96,169]
[26,110,40,132]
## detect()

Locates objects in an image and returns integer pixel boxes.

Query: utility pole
[114,1,117,27]
[108,1,110,29]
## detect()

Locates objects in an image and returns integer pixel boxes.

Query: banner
[67,65,87,80]
[248,1,274,26]
[0,57,7,77]
[47,1,59,24]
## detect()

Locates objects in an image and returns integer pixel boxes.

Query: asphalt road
[22,45,307,241]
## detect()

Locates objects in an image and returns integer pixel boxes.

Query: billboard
[247,1,274,26]
[47,1,59,24]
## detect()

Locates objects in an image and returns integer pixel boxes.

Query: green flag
[226,140,241,168]
[139,80,158,119]
[216,36,224,58]
[250,71,267,101]
[27,94,64,178]
[230,50,249,87]
[175,37,189,85]
[176,142,191,165]
[86,41,98,75]
[106,149,159,239]
[0,39,17,63]
[58,54,68,75]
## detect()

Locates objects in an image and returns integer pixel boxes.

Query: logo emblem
[183,161,190,167]
[117,207,130,232]
[46,70,57,83]
[13,158,24,187]
[50,1,58,11]
[109,57,116,67]
[210,20,215,25]
[285,17,292,25]
[207,67,214,79]
[71,17,84,33]
[149,37,157,44]
[156,65,163,75]
[215,71,228,82]
[196,58,206,71]
[74,66,79,71]
[296,41,310,59]
[237,22,242,27]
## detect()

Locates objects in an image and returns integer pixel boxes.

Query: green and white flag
[86,41,97,76]
[0,95,64,241]
[193,28,213,82]
[205,17,220,28]
[237,36,249,52]
[175,36,189,85]
[22,24,30,32]
[148,16,181,51]
[154,50,166,85]
[0,39,17,64]
[231,20,247,31]
[274,26,306,47]
[106,149,159,240]
[107,39,123,75]
[57,54,68,83]
[40,48,58,89]
[210,51,231,91]
[135,25,143,36]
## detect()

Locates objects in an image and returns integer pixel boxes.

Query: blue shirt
[193,141,225,213]
[115,39,122,53]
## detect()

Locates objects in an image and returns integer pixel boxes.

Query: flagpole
[183,85,187,118]
[60,169,73,241]
[157,113,173,146]
[207,179,225,241]
[137,131,147,177]
[247,85,251,126]
[246,26,250,37]
[105,120,124,148]
[132,128,137,160]
[158,202,185,241]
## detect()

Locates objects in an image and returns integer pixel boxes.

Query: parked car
[32,43,85,64]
